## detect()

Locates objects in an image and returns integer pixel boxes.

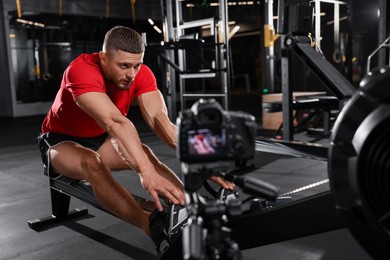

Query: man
[38,26,233,253]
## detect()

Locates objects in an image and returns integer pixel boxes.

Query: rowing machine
[28,173,155,231]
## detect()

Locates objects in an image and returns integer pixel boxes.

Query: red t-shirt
[41,53,158,137]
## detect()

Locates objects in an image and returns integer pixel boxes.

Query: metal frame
[0,4,52,117]
[312,0,348,49]
[0,2,13,116]
[367,35,390,75]
[280,38,356,140]
[378,0,388,68]
[162,0,230,115]
[264,0,277,93]
[278,0,355,141]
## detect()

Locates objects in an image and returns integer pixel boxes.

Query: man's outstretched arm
[137,90,177,149]
[76,92,185,210]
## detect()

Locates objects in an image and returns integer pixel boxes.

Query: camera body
[177,99,256,163]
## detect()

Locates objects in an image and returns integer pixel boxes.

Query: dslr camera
[177,99,257,163]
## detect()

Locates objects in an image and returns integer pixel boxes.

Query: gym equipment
[28,174,156,231]
[276,0,356,141]
[160,0,231,117]
[263,95,339,137]
[329,41,390,259]
[259,2,390,259]
[160,187,344,259]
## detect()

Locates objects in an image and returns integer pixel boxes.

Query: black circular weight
[329,66,390,260]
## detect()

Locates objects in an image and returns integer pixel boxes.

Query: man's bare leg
[49,141,151,235]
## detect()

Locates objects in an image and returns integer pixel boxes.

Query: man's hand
[139,171,185,211]
[208,176,235,190]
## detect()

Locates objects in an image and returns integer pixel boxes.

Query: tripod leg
[223,240,242,260]
[182,219,204,260]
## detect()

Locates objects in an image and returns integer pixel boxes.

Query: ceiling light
[153,25,162,34]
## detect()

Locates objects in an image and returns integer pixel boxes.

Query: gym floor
[0,114,373,260]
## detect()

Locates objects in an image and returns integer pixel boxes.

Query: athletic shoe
[149,204,188,254]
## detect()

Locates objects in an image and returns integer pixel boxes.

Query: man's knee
[81,153,110,179]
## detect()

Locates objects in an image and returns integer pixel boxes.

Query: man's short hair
[103,26,145,54]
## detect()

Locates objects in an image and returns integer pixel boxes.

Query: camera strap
[203,181,218,198]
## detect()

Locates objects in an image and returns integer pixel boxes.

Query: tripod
[181,162,279,260]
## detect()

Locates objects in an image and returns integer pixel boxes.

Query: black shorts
[38,132,109,178]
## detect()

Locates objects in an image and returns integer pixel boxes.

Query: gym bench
[263,95,339,137]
